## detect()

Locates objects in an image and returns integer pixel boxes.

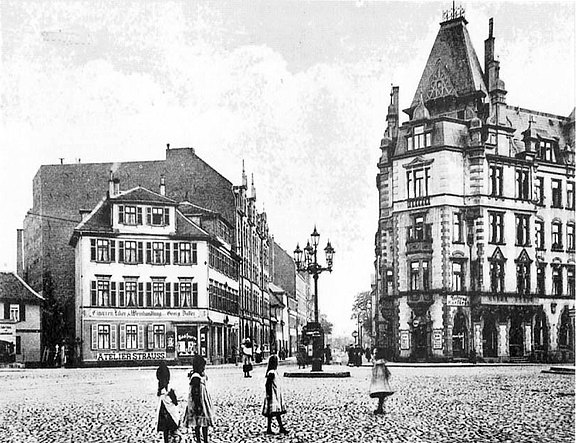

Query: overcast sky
[0,0,574,337]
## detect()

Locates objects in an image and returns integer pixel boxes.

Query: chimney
[108,171,120,197]
[386,86,400,139]
[160,175,166,196]
[79,209,91,222]
[484,18,494,84]
[16,229,24,278]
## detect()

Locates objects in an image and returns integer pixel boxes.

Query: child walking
[155,361,182,443]
[184,355,214,443]
[369,348,394,415]
[262,354,289,435]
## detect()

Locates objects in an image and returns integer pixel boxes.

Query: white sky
[0,0,574,338]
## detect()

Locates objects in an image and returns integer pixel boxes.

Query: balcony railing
[407,196,430,208]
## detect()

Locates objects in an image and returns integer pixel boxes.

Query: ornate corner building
[374,12,575,362]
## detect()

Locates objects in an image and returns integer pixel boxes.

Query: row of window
[117,205,171,226]
[409,260,575,296]
[90,239,198,265]
[488,212,575,250]
[208,280,239,315]
[489,165,575,209]
[489,261,575,298]
[90,279,199,308]
[91,323,166,350]
[208,245,238,279]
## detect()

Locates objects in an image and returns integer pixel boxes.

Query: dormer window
[538,140,557,162]
[407,125,431,151]
[147,207,170,226]
[118,205,142,225]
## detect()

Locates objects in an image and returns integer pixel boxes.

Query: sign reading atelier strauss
[85,308,208,320]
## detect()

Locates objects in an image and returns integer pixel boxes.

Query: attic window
[538,140,557,162]
[407,125,432,151]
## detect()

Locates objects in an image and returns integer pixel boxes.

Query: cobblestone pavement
[0,363,574,443]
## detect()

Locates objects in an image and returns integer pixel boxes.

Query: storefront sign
[85,308,209,321]
[96,352,166,362]
[400,330,410,350]
[433,329,443,350]
[447,295,469,307]
[177,326,198,357]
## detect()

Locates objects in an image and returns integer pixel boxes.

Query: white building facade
[71,178,239,366]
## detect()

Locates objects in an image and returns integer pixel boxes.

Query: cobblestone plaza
[0,363,573,443]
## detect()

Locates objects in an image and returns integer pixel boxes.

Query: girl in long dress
[156,361,181,443]
[261,354,289,435]
[369,348,394,415]
[184,355,214,443]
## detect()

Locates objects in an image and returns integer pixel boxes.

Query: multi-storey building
[69,178,239,365]
[20,146,278,364]
[233,168,272,355]
[374,11,575,362]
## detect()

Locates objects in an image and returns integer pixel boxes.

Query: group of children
[155,348,394,442]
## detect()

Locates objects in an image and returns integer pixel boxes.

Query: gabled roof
[410,17,487,111]
[73,198,113,236]
[112,187,177,206]
[175,211,211,239]
[0,272,44,303]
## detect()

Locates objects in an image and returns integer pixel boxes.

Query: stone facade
[374,13,575,362]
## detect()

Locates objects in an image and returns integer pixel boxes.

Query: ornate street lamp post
[294,226,335,371]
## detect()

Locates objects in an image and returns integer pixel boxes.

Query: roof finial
[242,159,248,189]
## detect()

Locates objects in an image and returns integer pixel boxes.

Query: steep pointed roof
[410,16,487,112]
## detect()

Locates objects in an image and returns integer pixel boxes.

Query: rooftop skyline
[1,0,574,337]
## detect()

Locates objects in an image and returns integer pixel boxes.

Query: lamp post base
[311,358,323,372]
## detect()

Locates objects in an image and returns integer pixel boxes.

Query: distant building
[0,272,43,365]
[374,11,575,362]
[69,179,240,366]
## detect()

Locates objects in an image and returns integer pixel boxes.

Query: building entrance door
[452,312,468,358]
[482,315,498,358]
[412,322,428,360]
[509,315,524,358]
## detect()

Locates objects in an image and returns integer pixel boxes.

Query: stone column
[498,323,508,359]
[524,324,532,356]
[473,322,483,357]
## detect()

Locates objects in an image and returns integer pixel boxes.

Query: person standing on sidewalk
[242,338,253,378]
[262,354,289,435]
[155,361,182,443]
[369,348,394,415]
[184,355,214,443]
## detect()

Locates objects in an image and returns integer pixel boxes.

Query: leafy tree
[319,314,333,335]
[351,290,374,335]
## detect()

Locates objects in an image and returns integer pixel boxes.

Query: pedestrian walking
[242,338,253,378]
[369,348,394,415]
[184,355,214,443]
[262,354,289,435]
[296,345,307,369]
[156,361,182,443]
